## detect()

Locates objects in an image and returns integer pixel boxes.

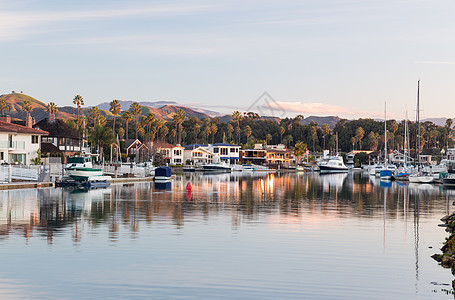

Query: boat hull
[319,165,348,173]
[66,167,103,180]
[409,176,434,183]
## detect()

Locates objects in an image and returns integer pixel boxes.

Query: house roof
[184,144,208,150]
[124,139,141,149]
[153,141,183,149]
[0,120,48,135]
[212,143,240,147]
[34,118,78,139]
[41,142,62,154]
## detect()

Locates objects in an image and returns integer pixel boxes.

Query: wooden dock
[0,182,54,190]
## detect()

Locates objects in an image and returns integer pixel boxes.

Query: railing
[0,140,26,150]
[95,164,153,177]
[0,165,41,182]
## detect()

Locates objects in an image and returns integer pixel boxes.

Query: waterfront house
[207,143,240,164]
[152,141,184,165]
[183,144,218,165]
[240,144,267,165]
[0,115,48,164]
[265,144,296,168]
[389,150,414,166]
[33,118,82,163]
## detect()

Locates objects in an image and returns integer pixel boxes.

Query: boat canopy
[67,157,91,164]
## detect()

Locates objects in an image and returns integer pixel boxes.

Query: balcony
[0,140,26,150]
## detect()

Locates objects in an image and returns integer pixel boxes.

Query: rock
[441,255,455,268]
[432,254,442,262]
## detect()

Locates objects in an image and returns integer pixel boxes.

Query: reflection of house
[34,118,82,162]
[207,143,240,164]
[0,116,48,164]
[240,144,267,165]
[183,144,218,164]
[153,141,184,165]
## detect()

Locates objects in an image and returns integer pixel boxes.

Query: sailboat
[379,102,397,181]
[409,80,434,183]
[394,106,414,180]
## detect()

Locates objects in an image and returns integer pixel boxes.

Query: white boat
[65,156,103,180]
[409,172,434,183]
[319,156,348,173]
[201,162,233,172]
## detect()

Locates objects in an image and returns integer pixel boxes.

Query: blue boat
[380,170,394,181]
[155,166,172,181]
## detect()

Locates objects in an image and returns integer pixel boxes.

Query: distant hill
[301,116,341,129]
[421,118,454,127]
[0,93,75,122]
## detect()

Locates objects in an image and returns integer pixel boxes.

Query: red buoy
[186,182,192,192]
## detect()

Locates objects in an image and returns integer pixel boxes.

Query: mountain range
[0,93,451,128]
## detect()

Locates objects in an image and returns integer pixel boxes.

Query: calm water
[0,172,454,299]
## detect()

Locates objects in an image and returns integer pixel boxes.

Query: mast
[416,80,420,167]
[384,102,387,164]
[404,105,408,166]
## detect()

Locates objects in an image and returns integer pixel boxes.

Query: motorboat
[65,156,103,180]
[380,170,394,181]
[408,172,434,183]
[443,175,455,187]
[201,162,232,172]
[319,156,348,173]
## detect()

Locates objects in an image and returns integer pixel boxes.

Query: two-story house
[207,143,240,164]
[183,144,219,165]
[153,141,184,165]
[0,116,48,164]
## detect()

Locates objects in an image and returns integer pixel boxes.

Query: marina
[0,171,454,298]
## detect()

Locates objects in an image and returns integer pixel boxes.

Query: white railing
[0,165,42,182]
[96,164,153,177]
[0,140,26,150]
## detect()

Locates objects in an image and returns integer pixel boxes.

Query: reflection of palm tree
[110,100,121,134]
[46,102,58,120]
[0,98,9,115]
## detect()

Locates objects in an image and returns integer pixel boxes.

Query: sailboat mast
[404,105,408,166]
[417,80,420,166]
[384,102,387,164]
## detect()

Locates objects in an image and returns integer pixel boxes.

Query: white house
[207,143,240,164]
[153,141,184,165]
[0,116,48,164]
[183,144,219,164]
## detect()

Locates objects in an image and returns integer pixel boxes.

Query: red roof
[0,120,48,135]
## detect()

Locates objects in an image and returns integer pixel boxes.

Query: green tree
[0,98,10,115]
[245,125,252,144]
[279,126,285,144]
[88,125,114,161]
[322,124,330,150]
[173,109,186,144]
[294,142,308,164]
[73,95,84,129]
[355,127,365,150]
[232,111,243,144]
[226,124,234,143]
[122,111,133,140]
[110,99,121,134]
[211,123,218,144]
[46,102,58,120]
[129,102,142,140]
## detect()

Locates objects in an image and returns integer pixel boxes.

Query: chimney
[0,115,11,123]
[25,114,34,128]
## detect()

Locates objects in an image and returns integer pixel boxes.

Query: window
[0,152,3,160]
[213,148,219,153]
[220,148,228,155]
[31,135,39,144]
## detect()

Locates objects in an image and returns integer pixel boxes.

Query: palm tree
[122,111,133,140]
[232,111,243,144]
[46,102,58,121]
[194,122,201,144]
[211,123,218,144]
[88,107,101,126]
[129,102,142,140]
[172,109,186,144]
[279,126,285,144]
[0,98,9,115]
[73,95,84,129]
[294,141,308,163]
[226,124,234,143]
[322,124,330,150]
[109,100,121,134]
[20,99,33,120]
[155,119,164,141]
[245,125,252,144]
[88,125,114,161]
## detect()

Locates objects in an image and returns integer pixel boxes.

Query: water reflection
[0,172,451,244]
[1,172,454,298]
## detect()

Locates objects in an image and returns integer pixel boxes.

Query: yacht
[65,156,103,180]
[201,162,233,172]
[319,156,348,173]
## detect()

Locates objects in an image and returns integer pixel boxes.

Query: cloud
[0,4,216,42]
[414,60,455,65]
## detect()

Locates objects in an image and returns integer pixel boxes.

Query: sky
[1,0,455,120]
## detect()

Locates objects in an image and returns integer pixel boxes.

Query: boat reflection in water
[0,171,453,299]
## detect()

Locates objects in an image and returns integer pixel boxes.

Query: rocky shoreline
[432,212,455,290]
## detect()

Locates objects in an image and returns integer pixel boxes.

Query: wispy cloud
[0,4,216,42]
[414,60,455,65]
